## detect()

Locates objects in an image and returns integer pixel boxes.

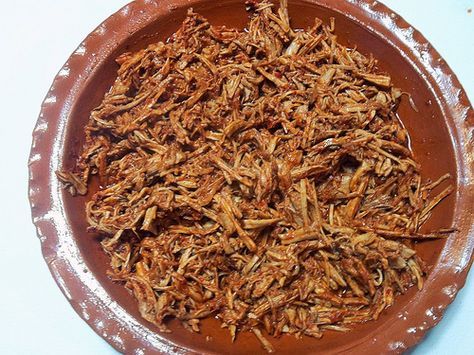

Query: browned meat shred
[58,0,454,351]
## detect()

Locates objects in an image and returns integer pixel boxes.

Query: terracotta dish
[29,0,474,354]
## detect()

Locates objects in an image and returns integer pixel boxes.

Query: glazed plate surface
[29,0,474,353]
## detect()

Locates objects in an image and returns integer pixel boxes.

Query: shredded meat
[58,0,454,351]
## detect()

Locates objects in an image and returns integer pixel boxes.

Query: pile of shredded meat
[58,0,454,352]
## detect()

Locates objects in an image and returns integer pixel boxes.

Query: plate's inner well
[59,1,457,353]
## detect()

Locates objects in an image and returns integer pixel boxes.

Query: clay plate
[29,0,474,354]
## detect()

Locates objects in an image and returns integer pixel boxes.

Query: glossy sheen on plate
[28,0,474,354]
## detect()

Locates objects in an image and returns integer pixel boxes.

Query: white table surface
[0,0,472,354]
